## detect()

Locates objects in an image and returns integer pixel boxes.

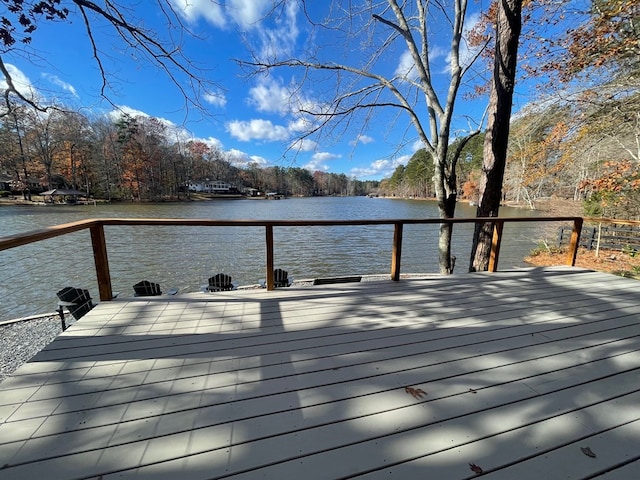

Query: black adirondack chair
[56,287,95,331]
[133,280,178,296]
[207,273,235,292]
[273,268,292,288]
[133,280,162,296]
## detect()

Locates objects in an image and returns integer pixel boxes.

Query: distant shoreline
[1,194,583,215]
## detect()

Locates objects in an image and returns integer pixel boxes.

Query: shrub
[529,241,565,256]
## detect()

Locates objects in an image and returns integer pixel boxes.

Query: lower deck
[1,267,639,479]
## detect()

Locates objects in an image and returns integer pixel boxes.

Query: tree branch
[0,55,47,115]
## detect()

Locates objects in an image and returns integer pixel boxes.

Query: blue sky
[0,0,506,181]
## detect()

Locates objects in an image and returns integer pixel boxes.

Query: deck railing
[0,216,587,301]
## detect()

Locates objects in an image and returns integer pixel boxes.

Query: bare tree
[0,1,210,116]
[48,110,93,191]
[470,0,522,272]
[25,109,59,188]
[0,102,30,187]
[241,0,486,273]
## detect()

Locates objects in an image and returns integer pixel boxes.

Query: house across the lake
[187,180,239,194]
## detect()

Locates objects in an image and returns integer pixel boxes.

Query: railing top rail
[0,219,100,251]
[0,216,583,252]
[583,218,640,227]
[97,216,583,227]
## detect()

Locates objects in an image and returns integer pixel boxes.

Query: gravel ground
[0,316,63,384]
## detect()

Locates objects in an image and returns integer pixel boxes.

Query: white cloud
[395,46,447,79]
[227,112,317,143]
[287,116,314,133]
[109,105,151,121]
[257,1,299,59]
[224,149,270,168]
[42,73,78,98]
[249,77,292,114]
[169,0,226,28]
[248,154,269,166]
[411,139,425,152]
[312,152,341,162]
[227,118,290,141]
[200,136,224,151]
[172,0,271,29]
[395,51,416,79]
[225,148,249,162]
[350,155,410,179]
[204,90,227,107]
[349,166,378,178]
[170,0,292,34]
[290,138,317,152]
[430,46,448,62]
[244,77,321,144]
[248,76,319,119]
[305,161,330,172]
[394,155,411,167]
[228,0,271,29]
[0,64,38,102]
[349,134,375,146]
[303,159,329,172]
[303,151,341,172]
[350,159,391,178]
[1,65,78,105]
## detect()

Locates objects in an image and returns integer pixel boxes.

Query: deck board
[1,266,639,479]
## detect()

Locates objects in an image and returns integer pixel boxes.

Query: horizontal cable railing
[0,216,591,322]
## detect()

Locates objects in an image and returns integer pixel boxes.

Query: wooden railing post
[488,220,504,272]
[90,223,113,301]
[265,224,275,290]
[391,222,403,281]
[566,217,583,266]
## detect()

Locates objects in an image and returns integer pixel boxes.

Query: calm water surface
[0,197,539,320]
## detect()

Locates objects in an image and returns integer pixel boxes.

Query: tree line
[0,108,379,200]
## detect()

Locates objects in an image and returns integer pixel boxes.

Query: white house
[187,180,236,193]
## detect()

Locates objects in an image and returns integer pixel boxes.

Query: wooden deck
[1,266,639,479]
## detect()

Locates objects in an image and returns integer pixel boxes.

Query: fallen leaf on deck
[581,446,596,458]
[404,386,427,399]
[469,462,483,474]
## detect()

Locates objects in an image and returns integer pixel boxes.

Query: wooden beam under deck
[1,266,639,479]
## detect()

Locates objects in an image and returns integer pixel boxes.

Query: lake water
[0,197,541,320]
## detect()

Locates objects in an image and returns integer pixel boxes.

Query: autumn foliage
[461,173,480,202]
[580,160,640,218]
[522,0,640,81]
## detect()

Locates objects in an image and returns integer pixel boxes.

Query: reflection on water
[0,197,540,319]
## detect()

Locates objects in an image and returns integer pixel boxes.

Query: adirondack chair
[133,280,162,296]
[56,286,95,331]
[206,273,236,292]
[259,268,293,288]
[133,280,179,296]
[273,268,291,287]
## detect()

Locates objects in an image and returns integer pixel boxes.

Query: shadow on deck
[1,266,639,479]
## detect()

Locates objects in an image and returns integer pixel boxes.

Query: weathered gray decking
[1,266,639,479]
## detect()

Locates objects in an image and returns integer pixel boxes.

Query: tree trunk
[438,193,458,274]
[470,0,522,272]
[434,143,458,274]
